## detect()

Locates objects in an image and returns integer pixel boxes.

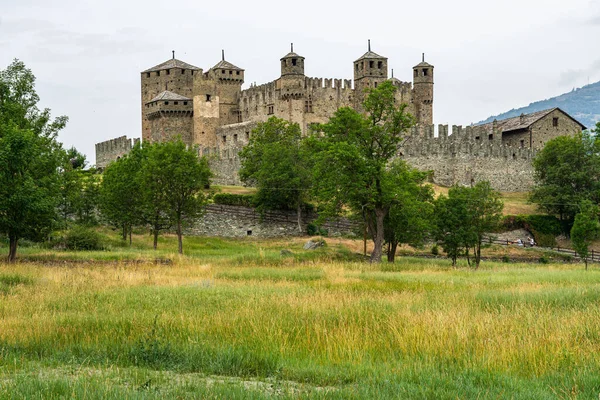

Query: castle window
[414,70,418,78]
[369,61,374,68]
[206,94,211,102]
[236,71,240,75]
[164,101,169,105]
[475,136,480,141]
[488,134,493,140]
[222,69,225,74]
[423,69,428,76]
[356,64,359,71]
[520,139,525,148]
[174,101,178,105]
[181,69,185,74]
[245,131,250,140]
[361,62,364,70]
[222,135,226,144]
[166,69,170,75]
[267,105,274,115]
[374,82,378,88]
[233,134,238,142]
[183,101,188,105]
[553,117,559,127]
[304,98,313,113]
[229,70,232,75]
[378,61,382,69]
[156,71,160,76]
[191,70,194,75]
[146,72,150,78]
[292,58,297,66]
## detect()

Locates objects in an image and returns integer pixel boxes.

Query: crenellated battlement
[400,124,537,191]
[304,77,353,90]
[95,136,140,169]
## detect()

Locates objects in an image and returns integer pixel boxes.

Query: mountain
[478,81,600,130]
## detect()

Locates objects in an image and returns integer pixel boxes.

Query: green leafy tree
[530,132,600,225]
[434,192,471,266]
[140,140,212,254]
[99,144,146,243]
[0,60,67,262]
[239,117,311,232]
[571,200,600,270]
[435,182,503,268]
[309,81,414,262]
[383,162,434,262]
[465,181,504,269]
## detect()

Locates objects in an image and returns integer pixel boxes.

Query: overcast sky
[1,0,599,165]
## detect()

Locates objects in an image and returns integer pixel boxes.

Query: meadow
[0,232,599,399]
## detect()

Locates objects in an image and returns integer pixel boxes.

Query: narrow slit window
[206,94,211,102]
[553,117,559,127]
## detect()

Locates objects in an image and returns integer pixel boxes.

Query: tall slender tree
[0,60,67,262]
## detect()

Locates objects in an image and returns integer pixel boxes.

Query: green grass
[0,230,600,398]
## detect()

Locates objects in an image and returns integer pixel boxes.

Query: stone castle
[95,42,586,192]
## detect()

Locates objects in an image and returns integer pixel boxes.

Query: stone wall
[188,204,359,238]
[400,125,536,192]
[95,136,140,169]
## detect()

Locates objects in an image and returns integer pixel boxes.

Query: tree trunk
[177,219,183,255]
[129,226,132,246]
[370,208,386,263]
[153,228,159,250]
[475,242,482,270]
[585,258,588,270]
[122,224,127,241]
[8,236,18,263]
[297,202,303,234]
[387,241,398,263]
[466,247,471,267]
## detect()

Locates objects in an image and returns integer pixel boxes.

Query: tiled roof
[478,108,587,133]
[355,50,386,62]
[281,51,304,60]
[148,91,192,103]
[211,59,243,71]
[414,61,433,68]
[143,59,200,73]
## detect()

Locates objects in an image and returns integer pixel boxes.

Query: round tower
[412,54,434,125]
[353,40,388,107]
[280,43,305,77]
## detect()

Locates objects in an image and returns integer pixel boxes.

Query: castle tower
[145,91,194,145]
[353,40,388,107]
[277,44,306,128]
[193,51,244,150]
[141,52,200,142]
[412,54,434,126]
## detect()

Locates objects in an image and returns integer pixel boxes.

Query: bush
[65,226,103,251]
[538,255,550,264]
[307,223,328,236]
[501,214,562,247]
[431,245,439,256]
[212,193,257,208]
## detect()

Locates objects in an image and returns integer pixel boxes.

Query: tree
[383,161,434,262]
[0,60,67,262]
[58,148,99,227]
[309,81,414,262]
[435,182,503,268]
[530,131,600,225]
[140,140,211,254]
[434,191,471,266]
[99,144,146,243]
[466,181,504,269]
[239,117,311,232]
[571,200,600,270]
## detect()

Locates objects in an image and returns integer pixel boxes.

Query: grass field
[1,232,599,399]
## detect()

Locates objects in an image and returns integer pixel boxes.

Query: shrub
[538,255,550,264]
[65,226,103,251]
[501,214,562,247]
[212,193,257,208]
[502,255,510,263]
[307,223,328,236]
[431,245,439,256]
